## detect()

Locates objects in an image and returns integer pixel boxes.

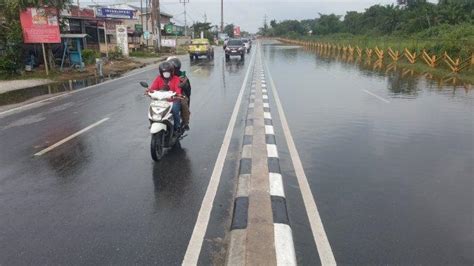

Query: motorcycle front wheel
[151,131,165,161]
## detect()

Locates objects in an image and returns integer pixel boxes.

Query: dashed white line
[264,112,272,119]
[34,117,109,156]
[265,61,337,265]
[263,103,270,108]
[266,144,279,158]
[269,173,285,197]
[265,125,274,135]
[274,224,297,266]
[362,89,390,103]
[263,95,269,100]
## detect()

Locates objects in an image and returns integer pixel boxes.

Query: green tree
[224,23,234,38]
[313,14,342,35]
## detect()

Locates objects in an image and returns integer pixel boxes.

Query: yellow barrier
[277,38,473,73]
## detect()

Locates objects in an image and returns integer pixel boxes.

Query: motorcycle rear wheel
[151,131,165,161]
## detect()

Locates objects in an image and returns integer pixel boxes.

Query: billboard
[233,26,241,37]
[20,8,61,43]
[161,39,176,48]
[96,8,134,19]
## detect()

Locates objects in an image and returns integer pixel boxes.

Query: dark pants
[171,101,181,130]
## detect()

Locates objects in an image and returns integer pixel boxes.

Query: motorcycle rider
[167,57,191,131]
[147,61,183,133]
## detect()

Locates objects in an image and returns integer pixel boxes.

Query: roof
[61,34,88,38]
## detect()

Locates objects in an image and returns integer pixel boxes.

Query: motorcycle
[140,81,186,161]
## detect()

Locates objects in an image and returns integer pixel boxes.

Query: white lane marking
[0,63,161,118]
[265,125,274,135]
[262,84,267,88]
[264,112,272,119]
[265,61,337,265]
[362,89,390,103]
[34,117,109,156]
[263,95,269,100]
[262,89,268,93]
[269,173,285,197]
[249,102,255,108]
[182,46,256,265]
[263,103,270,108]
[274,223,297,266]
[250,94,256,99]
[193,68,201,73]
[267,144,279,158]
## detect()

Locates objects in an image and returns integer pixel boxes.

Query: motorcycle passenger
[168,57,191,131]
[147,62,183,133]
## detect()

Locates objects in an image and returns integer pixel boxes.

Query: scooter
[140,81,186,161]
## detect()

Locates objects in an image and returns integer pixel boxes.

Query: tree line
[259,0,473,39]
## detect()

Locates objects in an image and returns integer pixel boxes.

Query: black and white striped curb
[226,50,296,265]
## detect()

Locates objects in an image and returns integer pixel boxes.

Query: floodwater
[0,74,121,106]
[263,41,473,264]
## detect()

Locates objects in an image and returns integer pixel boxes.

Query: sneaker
[183,124,190,131]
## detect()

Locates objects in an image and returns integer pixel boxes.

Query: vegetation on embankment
[259,0,474,58]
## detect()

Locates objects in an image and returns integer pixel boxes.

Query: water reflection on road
[264,41,473,264]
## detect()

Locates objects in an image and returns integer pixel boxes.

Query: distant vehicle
[242,38,251,53]
[224,39,246,60]
[188,38,214,61]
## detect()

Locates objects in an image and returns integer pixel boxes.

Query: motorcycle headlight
[238,47,244,50]
[152,114,162,121]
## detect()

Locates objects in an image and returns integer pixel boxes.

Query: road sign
[135,24,143,33]
[143,31,151,40]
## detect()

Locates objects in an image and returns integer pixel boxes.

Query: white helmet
[166,56,178,61]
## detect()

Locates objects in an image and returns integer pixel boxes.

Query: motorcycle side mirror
[139,81,149,88]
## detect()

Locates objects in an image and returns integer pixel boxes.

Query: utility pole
[157,0,161,50]
[151,0,161,50]
[145,0,149,47]
[264,14,268,35]
[220,0,223,32]
[140,0,143,44]
[180,0,189,37]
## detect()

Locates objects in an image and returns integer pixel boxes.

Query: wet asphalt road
[1,40,473,265]
[262,40,473,264]
[0,48,252,264]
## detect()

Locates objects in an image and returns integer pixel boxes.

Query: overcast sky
[159,0,403,32]
[81,0,435,32]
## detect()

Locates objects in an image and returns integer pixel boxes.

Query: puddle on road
[0,74,121,107]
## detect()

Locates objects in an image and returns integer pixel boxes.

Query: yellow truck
[188,38,214,61]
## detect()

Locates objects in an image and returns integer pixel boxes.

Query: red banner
[234,26,241,37]
[20,8,61,43]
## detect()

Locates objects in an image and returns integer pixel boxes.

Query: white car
[242,38,251,53]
